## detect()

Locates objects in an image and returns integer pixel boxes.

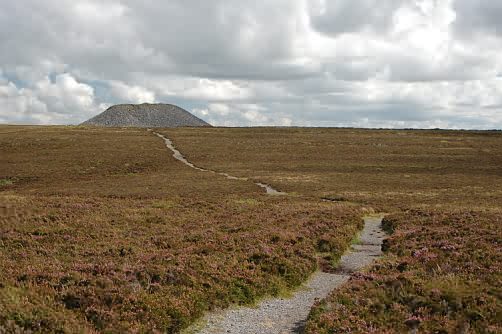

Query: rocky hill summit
[81,103,211,128]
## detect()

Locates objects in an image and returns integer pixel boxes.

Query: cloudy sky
[1,0,501,128]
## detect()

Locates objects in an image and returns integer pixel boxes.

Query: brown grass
[2,125,501,333]
[163,127,502,333]
[165,127,502,209]
[0,125,361,333]
[305,208,502,333]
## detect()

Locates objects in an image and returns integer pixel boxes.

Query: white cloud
[36,74,95,111]
[208,103,231,116]
[109,80,156,104]
[0,71,101,124]
[182,79,253,101]
[141,76,254,102]
[193,103,294,127]
[0,0,501,128]
[0,81,48,124]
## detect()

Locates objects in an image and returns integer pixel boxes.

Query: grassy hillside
[1,126,501,333]
[165,127,502,209]
[0,126,361,333]
[165,127,502,333]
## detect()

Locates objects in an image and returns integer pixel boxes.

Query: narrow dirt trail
[188,215,385,334]
[153,132,286,195]
[151,131,385,333]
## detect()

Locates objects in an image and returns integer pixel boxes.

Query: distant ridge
[81,103,211,128]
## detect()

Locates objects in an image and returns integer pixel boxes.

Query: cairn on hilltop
[81,103,211,128]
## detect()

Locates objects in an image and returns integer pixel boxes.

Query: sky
[1,0,501,129]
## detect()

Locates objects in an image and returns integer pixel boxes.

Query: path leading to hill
[188,215,385,334]
[152,130,385,333]
[153,131,287,195]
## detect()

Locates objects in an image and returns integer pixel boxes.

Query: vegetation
[0,126,361,333]
[165,127,502,333]
[305,209,501,333]
[1,126,501,332]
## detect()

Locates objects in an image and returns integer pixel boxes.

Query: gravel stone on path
[188,215,385,334]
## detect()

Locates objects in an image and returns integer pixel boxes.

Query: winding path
[151,131,385,333]
[154,132,286,195]
[188,215,385,334]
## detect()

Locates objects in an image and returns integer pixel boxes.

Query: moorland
[1,125,501,333]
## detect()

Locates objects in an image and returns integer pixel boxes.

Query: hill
[1,126,500,333]
[81,103,211,127]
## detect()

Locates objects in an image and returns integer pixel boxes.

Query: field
[1,126,501,333]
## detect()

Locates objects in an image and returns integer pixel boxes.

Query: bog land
[1,125,501,333]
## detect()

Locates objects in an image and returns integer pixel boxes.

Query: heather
[0,126,360,332]
[167,127,502,333]
[305,209,502,333]
[1,125,501,333]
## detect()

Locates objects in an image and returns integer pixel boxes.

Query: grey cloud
[0,0,501,129]
[309,0,406,36]
[1,0,315,82]
[125,0,319,80]
[383,51,496,82]
[453,0,502,37]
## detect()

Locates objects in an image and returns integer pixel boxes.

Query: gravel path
[153,130,385,333]
[187,215,385,334]
[154,131,286,195]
